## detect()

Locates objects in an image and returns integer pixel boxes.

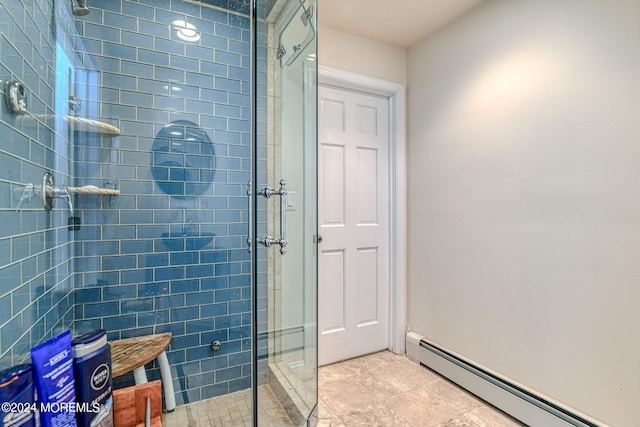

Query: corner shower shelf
[68,185,120,196]
[17,115,121,136]
[66,116,121,136]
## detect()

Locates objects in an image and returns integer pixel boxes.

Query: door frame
[318,65,407,354]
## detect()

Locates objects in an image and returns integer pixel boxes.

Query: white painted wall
[318,25,407,85]
[407,1,640,426]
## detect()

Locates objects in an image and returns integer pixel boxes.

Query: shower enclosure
[0,0,317,425]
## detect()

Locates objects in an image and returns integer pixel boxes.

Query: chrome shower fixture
[71,0,90,16]
[299,2,313,26]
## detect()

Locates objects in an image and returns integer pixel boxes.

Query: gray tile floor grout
[318,351,526,427]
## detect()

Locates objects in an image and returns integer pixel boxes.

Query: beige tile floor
[164,351,526,426]
[318,351,526,427]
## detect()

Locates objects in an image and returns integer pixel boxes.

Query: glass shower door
[254,0,318,425]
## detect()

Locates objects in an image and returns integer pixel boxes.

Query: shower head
[71,0,90,16]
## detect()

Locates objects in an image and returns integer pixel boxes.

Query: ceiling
[318,0,484,49]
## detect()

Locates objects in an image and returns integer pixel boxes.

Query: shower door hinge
[301,5,314,26]
[276,45,287,60]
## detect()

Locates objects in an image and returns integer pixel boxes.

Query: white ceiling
[318,0,484,48]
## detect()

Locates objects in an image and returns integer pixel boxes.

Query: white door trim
[318,65,407,354]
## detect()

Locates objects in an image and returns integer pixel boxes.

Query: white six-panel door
[318,85,390,366]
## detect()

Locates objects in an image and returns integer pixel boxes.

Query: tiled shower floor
[163,385,295,426]
[163,351,525,427]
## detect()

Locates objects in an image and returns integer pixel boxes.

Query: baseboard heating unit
[406,332,605,427]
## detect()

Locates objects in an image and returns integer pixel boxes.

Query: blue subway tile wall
[0,0,76,368]
[70,0,252,404]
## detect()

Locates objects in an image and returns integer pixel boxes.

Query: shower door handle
[246,181,252,253]
[279,179,287,254]
[257,179,288,255]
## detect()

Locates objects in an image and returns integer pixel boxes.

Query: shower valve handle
[40,172,74,215]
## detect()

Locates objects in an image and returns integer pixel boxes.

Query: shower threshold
[162,385,296,427]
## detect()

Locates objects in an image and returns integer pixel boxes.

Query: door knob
[316,234,323,244]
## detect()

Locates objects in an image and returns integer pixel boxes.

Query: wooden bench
[110,333,175,412]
